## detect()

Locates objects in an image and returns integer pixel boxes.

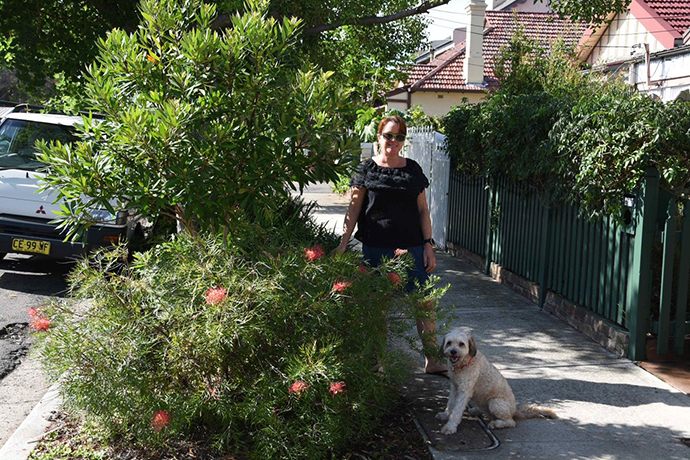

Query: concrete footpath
[301,183,690,459]
[1,182,689,459]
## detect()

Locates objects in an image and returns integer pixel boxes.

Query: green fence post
[626,167,659,361]
[675,200,690,356]
[538,200,552,308]
[485,175,496,276]
[658,199,677,355]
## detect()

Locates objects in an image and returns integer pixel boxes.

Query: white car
[0,110,138,259]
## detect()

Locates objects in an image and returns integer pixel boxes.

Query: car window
[0,119,77,171]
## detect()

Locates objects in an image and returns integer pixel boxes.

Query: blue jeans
[362,244,429,293]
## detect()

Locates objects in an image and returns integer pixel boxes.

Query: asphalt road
[0,253,72,381]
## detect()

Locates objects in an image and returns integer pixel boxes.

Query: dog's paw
[440,423,458,435]
[435,412,449,421]
[467,407,483,417]
[488,419,515,430]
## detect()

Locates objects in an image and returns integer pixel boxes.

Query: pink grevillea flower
[151,410,170,433]
[204,287,227,305]
[394,248,408,257]
[387,271,403,285]
[304,245,325,261]
[28,308,50,331]
[30,316,51,331]
[358,265,369,274]
[289,381,310,396]
[332,281,352,292]
[329,381,347,396]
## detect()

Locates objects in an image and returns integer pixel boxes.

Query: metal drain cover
[402,373,499,452]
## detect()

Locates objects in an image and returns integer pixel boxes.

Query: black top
[351,158,429,248]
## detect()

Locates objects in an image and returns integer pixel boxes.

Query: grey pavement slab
[0,382,60,460]
[407,251,690,460]
[402,373,500,452]
[296,183,350,235]
[0,353,51,451]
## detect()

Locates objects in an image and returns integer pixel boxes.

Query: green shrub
[33,199,445,458]
[331,171,353,195]
[354,106,381,143]
[551,88,690,218]
[442,25,690,217]
[405,105,442,132]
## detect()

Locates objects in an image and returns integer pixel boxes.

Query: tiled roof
[645,0,690,35]
[400,11,588,93]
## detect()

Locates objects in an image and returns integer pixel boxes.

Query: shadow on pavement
[402,372,499,452]
[0,255,72,297]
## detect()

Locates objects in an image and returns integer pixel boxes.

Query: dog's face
[441,328,477,366]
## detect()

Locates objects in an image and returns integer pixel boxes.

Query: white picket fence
[404,127,450,249]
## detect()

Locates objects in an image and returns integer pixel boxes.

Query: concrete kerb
[0,383,61,459]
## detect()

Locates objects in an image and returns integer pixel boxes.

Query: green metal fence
[447,174,489,257]
[447,168,690,360]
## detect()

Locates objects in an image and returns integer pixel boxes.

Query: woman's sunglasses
[381,132,406,142]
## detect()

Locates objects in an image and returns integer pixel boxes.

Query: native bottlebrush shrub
[33,200,446,458]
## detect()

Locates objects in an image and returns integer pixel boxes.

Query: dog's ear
[438,337,446,357]
[468,336,477,357]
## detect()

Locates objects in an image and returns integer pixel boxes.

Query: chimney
[453,26,467,45]
[463,0,486,86]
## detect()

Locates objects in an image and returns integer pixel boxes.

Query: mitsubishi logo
[36,206,46,215]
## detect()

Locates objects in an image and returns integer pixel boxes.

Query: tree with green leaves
[0,0,441,103]
[0,0,141,96]
[38,0,358,237]
[537,0,632,25]
[1,0,634,104]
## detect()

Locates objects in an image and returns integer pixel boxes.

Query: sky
[425,0,469,41]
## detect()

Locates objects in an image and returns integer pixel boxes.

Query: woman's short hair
[377,115,407,136]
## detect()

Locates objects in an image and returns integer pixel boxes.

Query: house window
[438,95,444,99]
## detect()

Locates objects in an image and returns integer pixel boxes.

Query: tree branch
[210,0,452,34]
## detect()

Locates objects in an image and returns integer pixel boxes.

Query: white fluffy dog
[436,328,557,434]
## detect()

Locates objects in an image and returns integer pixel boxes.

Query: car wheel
[127,224,147,258]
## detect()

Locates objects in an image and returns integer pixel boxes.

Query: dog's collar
[452,356,473,371]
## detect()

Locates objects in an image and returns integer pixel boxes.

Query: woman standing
[335,115,446,375]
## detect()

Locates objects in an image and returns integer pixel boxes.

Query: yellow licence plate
[11,238,51,255]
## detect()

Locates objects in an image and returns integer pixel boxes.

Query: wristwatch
[423,238,435,246]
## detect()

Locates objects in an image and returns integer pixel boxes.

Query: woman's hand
[417,191,435,273]
[334,241,348,255]
[424,243,437,273]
